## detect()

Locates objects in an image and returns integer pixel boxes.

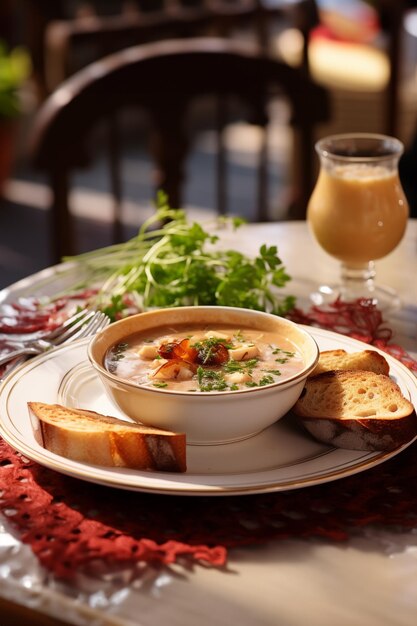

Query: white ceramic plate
[0,327,416,496]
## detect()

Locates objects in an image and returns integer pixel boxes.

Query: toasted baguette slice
[293,370,417,452]
[310,349,390,378]
[28,402,186,472]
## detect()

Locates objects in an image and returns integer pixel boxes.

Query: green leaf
[0,41,31,118]
[65,194,295,317]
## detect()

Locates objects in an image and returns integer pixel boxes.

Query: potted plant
[0,40,31,192]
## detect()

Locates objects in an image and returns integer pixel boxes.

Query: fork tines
[52,310,109,346]
[46,308,95,341]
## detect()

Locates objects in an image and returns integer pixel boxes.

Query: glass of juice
[307,133,409,310]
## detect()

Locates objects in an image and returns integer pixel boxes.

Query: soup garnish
[105,325,303,392]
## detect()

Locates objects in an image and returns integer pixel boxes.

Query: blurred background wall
[1,0,417,286]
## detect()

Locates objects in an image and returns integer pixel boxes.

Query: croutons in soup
[105,325,305,392]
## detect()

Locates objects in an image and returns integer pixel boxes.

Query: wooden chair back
[40,1,320,92]
[28,37,330,262]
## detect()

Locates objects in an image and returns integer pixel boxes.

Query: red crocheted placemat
[0,297,416,580]
[1,437,417,580]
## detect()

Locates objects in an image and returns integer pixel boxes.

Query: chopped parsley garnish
[193,337,233,350]
[197,366,228,392]
[223,358,258,374]
[244,374,275,388]
[270,345,295,364]
[111,342,128,361]
[272,346,295,357]
[259,375,275,386]
[153,381,168,388]
[107,342,129,372]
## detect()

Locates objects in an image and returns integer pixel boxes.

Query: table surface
[0,219,416,626]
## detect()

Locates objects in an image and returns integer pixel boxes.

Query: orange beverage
[306,134,409,310]
[307,163,409,265]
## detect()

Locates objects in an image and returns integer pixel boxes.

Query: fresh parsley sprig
[64,192,294,320]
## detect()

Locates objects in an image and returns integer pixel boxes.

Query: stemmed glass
[307,133,409,311]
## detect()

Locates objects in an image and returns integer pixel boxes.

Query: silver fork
[0,310,110,367]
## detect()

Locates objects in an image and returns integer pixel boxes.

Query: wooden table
[0,219,416,626]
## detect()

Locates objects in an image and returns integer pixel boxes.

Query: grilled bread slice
[293,370,417,452]
[310,349,390,378]
[28,402,186,472]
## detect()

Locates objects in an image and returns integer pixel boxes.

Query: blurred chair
[370,0,408,137]
[28,37,330,262]
[26,0,320,94]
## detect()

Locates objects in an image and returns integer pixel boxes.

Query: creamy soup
[105,324,305,392]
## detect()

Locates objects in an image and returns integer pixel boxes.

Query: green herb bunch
[66,192,295,320]
[0,41,31,119]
